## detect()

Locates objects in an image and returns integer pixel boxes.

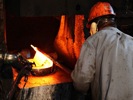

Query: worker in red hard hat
[71,2,133,100]
[87,1,116,35]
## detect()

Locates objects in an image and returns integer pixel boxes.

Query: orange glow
[29,45,53,69]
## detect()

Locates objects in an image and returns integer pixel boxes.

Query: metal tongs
[5,53,35,100]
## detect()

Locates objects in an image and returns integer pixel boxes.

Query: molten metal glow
[30,45,53,69]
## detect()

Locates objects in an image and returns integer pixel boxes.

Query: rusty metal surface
[54,15,85,69]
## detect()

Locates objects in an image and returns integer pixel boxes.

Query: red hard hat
[88,2,116,23]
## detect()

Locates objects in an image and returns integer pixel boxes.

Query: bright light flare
[30,44,53,69]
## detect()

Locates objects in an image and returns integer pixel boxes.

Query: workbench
[12,67,86,100]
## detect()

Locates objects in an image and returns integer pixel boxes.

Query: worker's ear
[90,22,98,36]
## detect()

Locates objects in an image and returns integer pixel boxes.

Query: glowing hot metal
[30,44,53,69]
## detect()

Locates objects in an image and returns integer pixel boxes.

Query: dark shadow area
[6,16,60,53]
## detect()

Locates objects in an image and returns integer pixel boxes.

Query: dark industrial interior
[5,0,133,67]
[1,0,133,100]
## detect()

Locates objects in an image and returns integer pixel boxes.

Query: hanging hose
[6,63,33,100]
